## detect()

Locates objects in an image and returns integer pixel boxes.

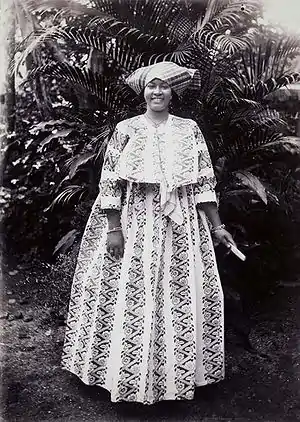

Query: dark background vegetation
[3,1,300,301]
[1,1,300,420]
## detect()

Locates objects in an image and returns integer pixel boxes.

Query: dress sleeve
[192,122,218,205]
[98,123,128,210]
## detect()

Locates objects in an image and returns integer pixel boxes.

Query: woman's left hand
[212,228,236,249]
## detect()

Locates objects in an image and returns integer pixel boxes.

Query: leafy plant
[4,0,300,290]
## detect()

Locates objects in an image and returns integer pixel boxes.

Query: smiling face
[144,78,172,112]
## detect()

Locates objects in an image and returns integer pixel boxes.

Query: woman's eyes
[147,84,169,90]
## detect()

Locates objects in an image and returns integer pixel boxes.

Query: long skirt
[61,182,224,405]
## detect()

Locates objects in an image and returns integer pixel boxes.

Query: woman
[62,61,235,405]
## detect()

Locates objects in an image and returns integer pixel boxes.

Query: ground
[1,256,300,422]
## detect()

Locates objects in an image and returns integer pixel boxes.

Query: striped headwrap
[125,61,200,96]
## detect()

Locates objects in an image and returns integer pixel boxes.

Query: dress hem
[61,365,225,405]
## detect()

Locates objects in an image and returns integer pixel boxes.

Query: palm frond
[193,0,261,36]
[193,48,245,100]
[137,46,196,67]
[24,0,110,18]
[64,152,96,179]
[89,0,194,44]
[89,123,114,159]
[26,62,136,112]
[240,37,300,85]
[47,184,87,210]
[85,16,174,48]
[212,125,284,162]
[56,27,140,71]
[47,26,173,71]
[229,108,285,130]
[13,21,194,75]
[207,78,262,109]
[12,26,63,76]
[200,27,258,55]
[53,229,79,255]
[217,71,300,104]
[208,105,286,162]
[234,170,268,204]
[254,136,300,156]
[275,73,300,88]
[163,9,194,44]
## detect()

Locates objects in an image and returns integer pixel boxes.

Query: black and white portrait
[1,1,300,421]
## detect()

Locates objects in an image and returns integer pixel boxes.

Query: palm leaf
[242,128,284,154]
[208,106,286,162]
[211,128,282,162]
[193,0,261,36]
[209,0,261,29]
[45,26,170,71]
[90,0,194,44]
[234,170,268,204]
[24,0,110,18]
[85,16,174,48]
[254,137,300,156]
[13,26,64,75]
[240,37,300,85]
[65,152,96,179]
[137,46,196,67]
[57,27,141,71]
[200,27,258,55]
[89,124,114,159]
[229,108,285,130]
[53,229,79,255]
[46,184,87,210]
[26,62,135,112]
[14,22,195,74]
[218,71,300,103]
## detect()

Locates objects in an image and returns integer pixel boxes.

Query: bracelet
[211,224,226,233]
[107,226,122,234]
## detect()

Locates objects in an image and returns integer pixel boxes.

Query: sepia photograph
[1,0,300,421]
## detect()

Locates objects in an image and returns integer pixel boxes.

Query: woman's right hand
[107,230,124,259]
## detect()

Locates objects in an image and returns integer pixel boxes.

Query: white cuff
[195,190,217,204]
[100,195,121,210]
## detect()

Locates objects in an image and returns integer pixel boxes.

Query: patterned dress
[61,114,224,404]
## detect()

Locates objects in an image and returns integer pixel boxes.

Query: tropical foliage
[3,0,300,293]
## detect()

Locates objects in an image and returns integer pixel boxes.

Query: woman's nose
[153,85,162,94]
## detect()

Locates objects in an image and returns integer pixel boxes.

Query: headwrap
[125,61,200,96]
